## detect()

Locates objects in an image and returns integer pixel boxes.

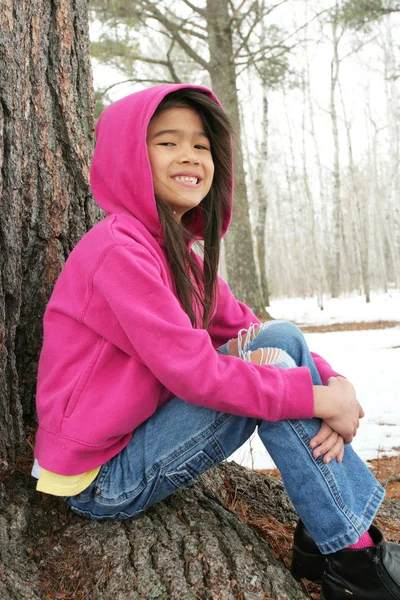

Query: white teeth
[174,176,198,184]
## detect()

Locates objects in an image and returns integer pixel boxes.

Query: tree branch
[236,42,294,62]
[180,0,207,17]
[233,11,263,61]
[340,33,379,61]
[231,0,287,31]
[234,5,332,69]
[140,0,210,71]
[231,0,251,20]
[129,54,171,66]
[166,39,180,83]
[177,24,208,41]
[99,78,175,96]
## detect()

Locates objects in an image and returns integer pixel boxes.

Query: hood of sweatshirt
[90,84,232,242]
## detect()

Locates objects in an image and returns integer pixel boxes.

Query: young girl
[33,84,399,599]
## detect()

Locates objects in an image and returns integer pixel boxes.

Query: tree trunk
[206,0,266,317]
[303,3,326,309]
[329,9,343,299]
[0,0,99,469]
[383,23,400,287]
[1,461,313,600]
[253,88,270,308]
[300,70,326,305]
[3,460,400,600]
[339,80,370,302]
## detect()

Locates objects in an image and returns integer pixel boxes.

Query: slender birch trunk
[329,5,344,298]
[338,80,371,301]
[253,85,270,307]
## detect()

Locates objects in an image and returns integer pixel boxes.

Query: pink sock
[347,530,375,550]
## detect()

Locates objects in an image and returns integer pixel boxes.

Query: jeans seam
[150,412,231,475]
[289,419,385,553]
[318,484,385,553]
[92,412,232,506]
[290,419,351,517]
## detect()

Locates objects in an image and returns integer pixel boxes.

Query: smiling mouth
[173,175,200,186]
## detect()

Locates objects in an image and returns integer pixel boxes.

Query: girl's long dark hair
[151,89,233,329]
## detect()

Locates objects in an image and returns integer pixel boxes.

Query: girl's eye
[158,142,176,147]
[195,144,210,151]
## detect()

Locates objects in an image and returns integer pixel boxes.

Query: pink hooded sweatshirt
[35,84,340,475]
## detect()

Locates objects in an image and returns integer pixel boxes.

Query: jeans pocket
[165,449,216,489]
[64,462,109,507]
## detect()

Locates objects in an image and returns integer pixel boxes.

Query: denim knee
[249,321,307,366]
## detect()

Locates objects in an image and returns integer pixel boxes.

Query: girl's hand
[310,421,345,464]
[313,377,364,444]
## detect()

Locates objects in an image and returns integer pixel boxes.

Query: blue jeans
[65,321,384,553]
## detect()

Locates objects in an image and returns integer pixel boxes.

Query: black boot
[321,525,400,600]
[291,520,325,582]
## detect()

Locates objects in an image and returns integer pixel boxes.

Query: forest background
[90,0,400,312]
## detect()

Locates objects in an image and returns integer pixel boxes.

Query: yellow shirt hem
[36,466,101,497]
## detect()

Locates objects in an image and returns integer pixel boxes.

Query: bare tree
[252,83,271,307]
[338,79,372,301]
[381,22,400,284]
[328,2,346,297]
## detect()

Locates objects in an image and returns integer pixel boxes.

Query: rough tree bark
[0,0,100,468]
[206,0,266,316]
[1,462,317,600]
[3,459,400,599]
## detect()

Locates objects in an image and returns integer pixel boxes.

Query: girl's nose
[178,147,200,164]
[180,155,200,164]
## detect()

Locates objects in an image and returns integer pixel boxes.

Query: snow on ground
[229,291,400,470]
[268,289,400,326]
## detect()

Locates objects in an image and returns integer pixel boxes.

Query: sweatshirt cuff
[279,367,314,420]
[319,369,344,386]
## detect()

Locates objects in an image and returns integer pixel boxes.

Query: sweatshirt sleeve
[310,352,345,385]
[198,256,342,386]
[207,273,260,348]
[87,243,314,422]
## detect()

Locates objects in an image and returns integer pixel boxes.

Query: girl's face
[146,106,215,221]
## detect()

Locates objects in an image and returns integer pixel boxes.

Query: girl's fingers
[312,431,338,459]
[310,420,346,463]
[310,422,331,449]
[323,438,345,464]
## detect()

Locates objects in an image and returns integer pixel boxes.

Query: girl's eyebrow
[152,128,209,139]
